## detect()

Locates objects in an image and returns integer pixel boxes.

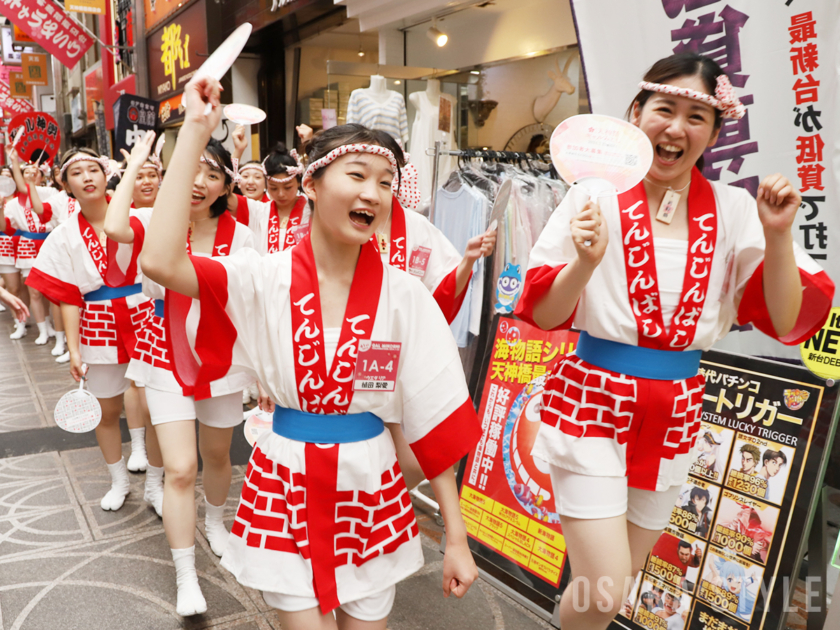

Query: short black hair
[678,541,692,551]
[762,449,788,465]
[690,487,711,504]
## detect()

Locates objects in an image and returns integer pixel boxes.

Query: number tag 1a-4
[353,340,401,392]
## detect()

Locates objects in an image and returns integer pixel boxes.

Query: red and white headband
[266,149,305,185]
[238,161,267,177]
[303,144,420,210]
[200,154,240,185]
[638,74,745,120]
[59,154,112,179]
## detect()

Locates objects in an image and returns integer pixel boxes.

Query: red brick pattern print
[133,314,171,369]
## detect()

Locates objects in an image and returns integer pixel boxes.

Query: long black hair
[203,137,234,218]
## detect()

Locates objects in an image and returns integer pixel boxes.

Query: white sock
[51,331,66,356]
[0,301,5,311]
[144,464,164,517]
[10,320,26,339]
[127,428,148,472]
[100,458,130,511]
[171,547,207,616]
[55,351,70,364]
[46,316,56,336]
[34,321,49,344]
[204,498,229,557]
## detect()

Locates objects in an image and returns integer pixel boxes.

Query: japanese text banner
[0,0,94,69]
[569,0,839,360]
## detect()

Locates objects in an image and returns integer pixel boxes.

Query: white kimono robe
[380,200,465,324]
[43,191,79,225]
[26,211,153,365]
[515,174,833,492]
[180,235,481,612]
[4,190,58,270]
[126,207,256,397]
[234,194,310,255]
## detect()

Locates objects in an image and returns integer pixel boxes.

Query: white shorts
[145,387,243,428]
[262,585,396,622]
[0,264,17,274]
[549,465,682,531]
[17,267,30,278]
[85,363,131,399]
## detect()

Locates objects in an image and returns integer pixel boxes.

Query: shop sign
[0,0,94,70]
[84,62,103,126]
[12,24,33,43]
[1,26,23,65]
[457,316,577,610]
[66,0,105,15]
[8,71,31,98]
[570,0,839,361]
[143,0,187,32]
[21,52,47,86]
[94,106,111,157]
[147,0,206,101]
[158,92,184,126]
[113,93,158,155]
[0,77,33,116]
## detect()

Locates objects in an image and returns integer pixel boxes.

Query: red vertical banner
[458,315,577,591]
[0,0,94,69]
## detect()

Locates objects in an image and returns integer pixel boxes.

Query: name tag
[408,246,431,277]
[353,340,401,392]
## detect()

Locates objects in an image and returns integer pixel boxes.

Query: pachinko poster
[612,351,838,630]
[457,315,578,611]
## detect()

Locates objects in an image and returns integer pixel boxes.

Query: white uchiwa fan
[54,368,101,433]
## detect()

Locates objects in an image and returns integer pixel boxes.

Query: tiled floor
[0,310,554,629]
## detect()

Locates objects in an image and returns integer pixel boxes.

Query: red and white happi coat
[25,211,154,365]
[515,172,833,492]
[4,187,60,269]
[43,190,80,225]
[382,199,467,324]
[126,207,256,398]
[179,235,480,612]
[234,193,309,255]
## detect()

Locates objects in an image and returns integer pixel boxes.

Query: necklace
[645,177,691,225]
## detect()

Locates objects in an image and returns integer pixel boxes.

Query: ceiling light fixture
[427,18,448,47]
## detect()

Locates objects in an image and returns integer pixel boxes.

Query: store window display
[409,79,459,208]
[346,75,409,145]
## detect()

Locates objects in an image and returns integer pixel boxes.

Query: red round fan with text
[9,112,61,165]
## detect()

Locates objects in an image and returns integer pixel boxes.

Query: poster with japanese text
[569,0,839,361]
[612,351,838,630]
[457,315,578,612]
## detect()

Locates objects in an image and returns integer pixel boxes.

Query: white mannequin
[365,75,390,104]
[408,79,459,207]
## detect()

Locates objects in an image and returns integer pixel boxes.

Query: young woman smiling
[141,74,481,630]
[515,52,833,630]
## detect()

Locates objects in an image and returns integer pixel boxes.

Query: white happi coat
[235,194,310,255]
[126,207,256,397]
[43,190,80,224]
[183,239,480,610]
[4,189,59,269]
[515,178,833,491]
[381,200,464,324]
[26,211,153,364]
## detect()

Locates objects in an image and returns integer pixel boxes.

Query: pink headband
[200,154,240,185]
[238,162,267,177]
[638,74,745,120]
[266,149,305,185]
[59,154,112,179]
[303,144,419,210]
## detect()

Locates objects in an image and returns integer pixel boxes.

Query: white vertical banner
[570,0,840,359]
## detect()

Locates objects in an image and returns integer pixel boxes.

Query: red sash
[267,196,307,254]
[79,213,144,363]
[168,210,239,397]
[617,168,717,350]
[289,234,383,613]
[387,198,408,271]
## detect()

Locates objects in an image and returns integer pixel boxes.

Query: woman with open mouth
[514,51,833,630]
[26,147,156,524]
[104,130,256,617]
[141,73,482,630]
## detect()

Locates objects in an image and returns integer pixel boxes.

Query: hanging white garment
[409,91,459,209]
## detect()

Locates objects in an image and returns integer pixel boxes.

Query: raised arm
[531,201,607,330]
[8,149,45,217]
[140,76,222,299]
[756,174,803,337]
[454,228,496,296]
[105,131,156,244]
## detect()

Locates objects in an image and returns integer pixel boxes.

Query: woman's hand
[232,124,248,159]
[256,382,275,413]
[296,124,313,144]
[441,540,478,598]
[464,227,497,263]
[69,352,85,382]
[571,200,608,266]
[121,130,156,170]
[0,288,28,322]
[757,173,800,235]
[183,75,223,134]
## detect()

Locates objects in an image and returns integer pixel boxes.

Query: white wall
[405,0,576,71]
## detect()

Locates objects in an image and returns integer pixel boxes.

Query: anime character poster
[457,316,578,608]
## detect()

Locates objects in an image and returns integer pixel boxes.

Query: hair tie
[266,149,306,184]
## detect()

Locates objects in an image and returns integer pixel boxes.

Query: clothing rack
[425,142,552,223]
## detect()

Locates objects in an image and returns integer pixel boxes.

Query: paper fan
[54,370,101,433]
